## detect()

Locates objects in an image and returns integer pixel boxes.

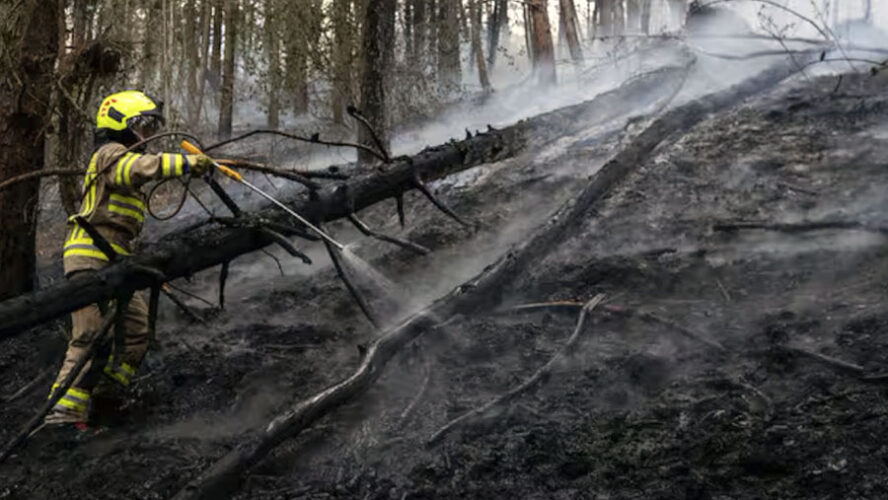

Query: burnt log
[0,64,691,339]
[171,54,812,500]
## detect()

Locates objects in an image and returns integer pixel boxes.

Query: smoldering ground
[7,4,888,499]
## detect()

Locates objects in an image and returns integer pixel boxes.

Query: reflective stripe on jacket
[63,142,196,274]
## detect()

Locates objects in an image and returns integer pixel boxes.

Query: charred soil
[3,73,888,499]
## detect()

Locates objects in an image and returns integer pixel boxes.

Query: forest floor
[3,71,888,499]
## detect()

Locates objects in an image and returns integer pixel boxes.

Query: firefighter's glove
[189,154,214,177]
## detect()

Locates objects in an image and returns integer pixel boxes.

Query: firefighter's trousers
[50,286,149,417]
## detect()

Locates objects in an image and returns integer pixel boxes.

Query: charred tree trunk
[559,0,584,62]
[487,0,508,69]
[264,0,280,128]
[0,64,695,338]
[641,0,652,34]
[409,0,426,70]
[357,0,396,165]
[468,0,491,91]
[0,0,59,300]
[331,0,354,125]
[196,0,212,128]
[528,0,557,85]
[218,0,238,140]
[436,0,461,96]
[210,0,223,90]
[597,0,614,37]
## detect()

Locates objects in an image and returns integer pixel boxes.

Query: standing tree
[0,0,59,300]
[559,0,584,63]
[218,0,239,139]
[264,0,281,128]
[528,0,556,85]
[437,0,461,96]
[468,0,491,91]
[487,0,508,69]
[358,0,397,165]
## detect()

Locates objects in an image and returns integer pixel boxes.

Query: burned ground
[3,72,888,499]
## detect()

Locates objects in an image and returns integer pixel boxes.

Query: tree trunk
[641,0,652,34]
[528,0,556,85]
[196,0,212,128]
[487,0,508,69]
[218,0,238,140]
[358,0,397,165]
[409,0,426,70]
[436,0,461,97]
[669,0,685,29]
[468,0,491,91]
[597,0,614,37]
[185,0,201,129]
[0,0,59,300]
[626,0,640,33]
[264,0,280,128]
[559,0,584,62]
[331,0,353,124]
[210,0,223,91]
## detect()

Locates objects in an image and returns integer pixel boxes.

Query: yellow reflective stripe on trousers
[51,386,90,413]
[105,356,137,386]
[174,155,184,176]
[48,384,90,400]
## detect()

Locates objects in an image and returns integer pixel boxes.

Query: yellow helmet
[96,90,165,132]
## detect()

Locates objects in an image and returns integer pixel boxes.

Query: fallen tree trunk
[171,54,811,500]
[0,64,690,339]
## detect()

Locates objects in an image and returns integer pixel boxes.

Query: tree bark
[528,0,557,85]
[218,0,238,140]
[0,64,694,338]
[559,0,584,62]
[210,0,223,90]
[0,0,59,300]
[331,0,354,124]
[487,0,508,69]
[641,0,652,35]
[357,0,397,165]
[409,0,426,70]
[468,0,491,91]
[436,0,461,96]
[264,0,280,128]
[196,0,212,128]
[597,0,613,37]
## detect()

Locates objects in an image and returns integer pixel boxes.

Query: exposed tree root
[171,54,804,500]
[427,294,605,446]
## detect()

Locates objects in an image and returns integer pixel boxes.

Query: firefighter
[45,90,213,426]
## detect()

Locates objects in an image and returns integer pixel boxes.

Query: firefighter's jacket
[63,142,198,275]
